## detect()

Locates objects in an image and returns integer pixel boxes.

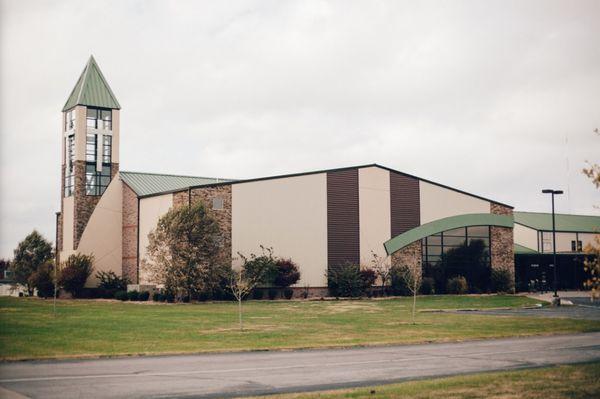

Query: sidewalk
[526,290,593,303]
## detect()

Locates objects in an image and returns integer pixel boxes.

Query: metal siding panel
[390,172,420,237]
[327,169,360,269]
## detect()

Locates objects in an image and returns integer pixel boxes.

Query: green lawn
[246,362,600,399]
[1,295,598,360]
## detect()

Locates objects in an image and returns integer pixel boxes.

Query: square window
[212,197,224,210]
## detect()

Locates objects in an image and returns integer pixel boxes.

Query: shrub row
[251,287,294,300]
[115,290,151,301]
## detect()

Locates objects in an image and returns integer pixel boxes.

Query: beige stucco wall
[77,177,123,286]
[359,167,391,266]
[514,223,538,251]
[61,196,74,254]
[232,173,328,287]
[419,181,490,224]
[111,109,120,164]
[138,193,173,284]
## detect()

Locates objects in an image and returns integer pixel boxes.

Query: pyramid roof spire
[62,55,121,111]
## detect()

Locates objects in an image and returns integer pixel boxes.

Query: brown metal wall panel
[390,172,420,237]
[327,169,360,269]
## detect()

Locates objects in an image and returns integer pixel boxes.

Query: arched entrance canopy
[383,213,513,255]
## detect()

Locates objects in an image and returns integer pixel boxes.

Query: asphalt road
[1,332,599,399]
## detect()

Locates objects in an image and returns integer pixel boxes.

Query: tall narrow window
[84,108,113,195]
[102,135,112,163]
[64,134,75,196]
[65,110,76,131]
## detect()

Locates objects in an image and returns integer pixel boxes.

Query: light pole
[542,189,563,299]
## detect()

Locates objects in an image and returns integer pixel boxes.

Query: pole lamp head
[542,189,564,195]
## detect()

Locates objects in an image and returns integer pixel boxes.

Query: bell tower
[57,56,121,261]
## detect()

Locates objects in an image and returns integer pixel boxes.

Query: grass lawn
[1,295,599,360]
[245,362,600,399]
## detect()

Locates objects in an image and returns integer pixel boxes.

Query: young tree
[370,251,391,296]
[230,252,269,331]
[143,202,225,301]
[11,231,53,295]
[396,263,422,324]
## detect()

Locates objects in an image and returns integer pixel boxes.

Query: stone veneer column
[189,185,233,265]
[122,183,138,283]
[391,241,422,274]
[490,203,515,278]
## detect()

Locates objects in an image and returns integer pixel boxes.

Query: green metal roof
[63,56,121,111]
[119,171,232,197]
[384,213,514,255]
[514,211,600,233]
[514,243,539,255]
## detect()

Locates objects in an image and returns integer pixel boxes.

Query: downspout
[188,187,191,207]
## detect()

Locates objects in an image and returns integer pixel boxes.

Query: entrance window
[421,226,491,267]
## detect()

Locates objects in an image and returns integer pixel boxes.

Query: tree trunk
[238,297,243,331]
[411,280,417,324]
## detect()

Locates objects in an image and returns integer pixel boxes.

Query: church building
[56,57,598,294]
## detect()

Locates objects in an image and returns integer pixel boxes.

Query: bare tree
[398,263,422,324]
[229,252,268,331]
[370,251,391,296]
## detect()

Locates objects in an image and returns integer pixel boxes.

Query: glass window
[468,237,489,246]
[467,226,489,237]
[86,134,96,162]
[102,135,112,163]
[427,246,442,256]
[85,161,111,196]
[422,225,491,270]
[65,110,76,131]
[86,107,112,130]
[443,235,466,246]
[427,235,442,245]
[444,227,465,236]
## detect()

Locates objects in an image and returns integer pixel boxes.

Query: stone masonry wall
[122,183,138,283]
[172,190,189,209]
[490,203,515,277]
[189,185,233,265]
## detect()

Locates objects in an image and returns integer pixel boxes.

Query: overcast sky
[1,0,599,258]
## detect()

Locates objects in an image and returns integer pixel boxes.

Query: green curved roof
[514,211,600,233]
[384,213,514,255]
[63,56,120,111]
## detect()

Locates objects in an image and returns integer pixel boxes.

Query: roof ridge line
[75,60,90,105]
